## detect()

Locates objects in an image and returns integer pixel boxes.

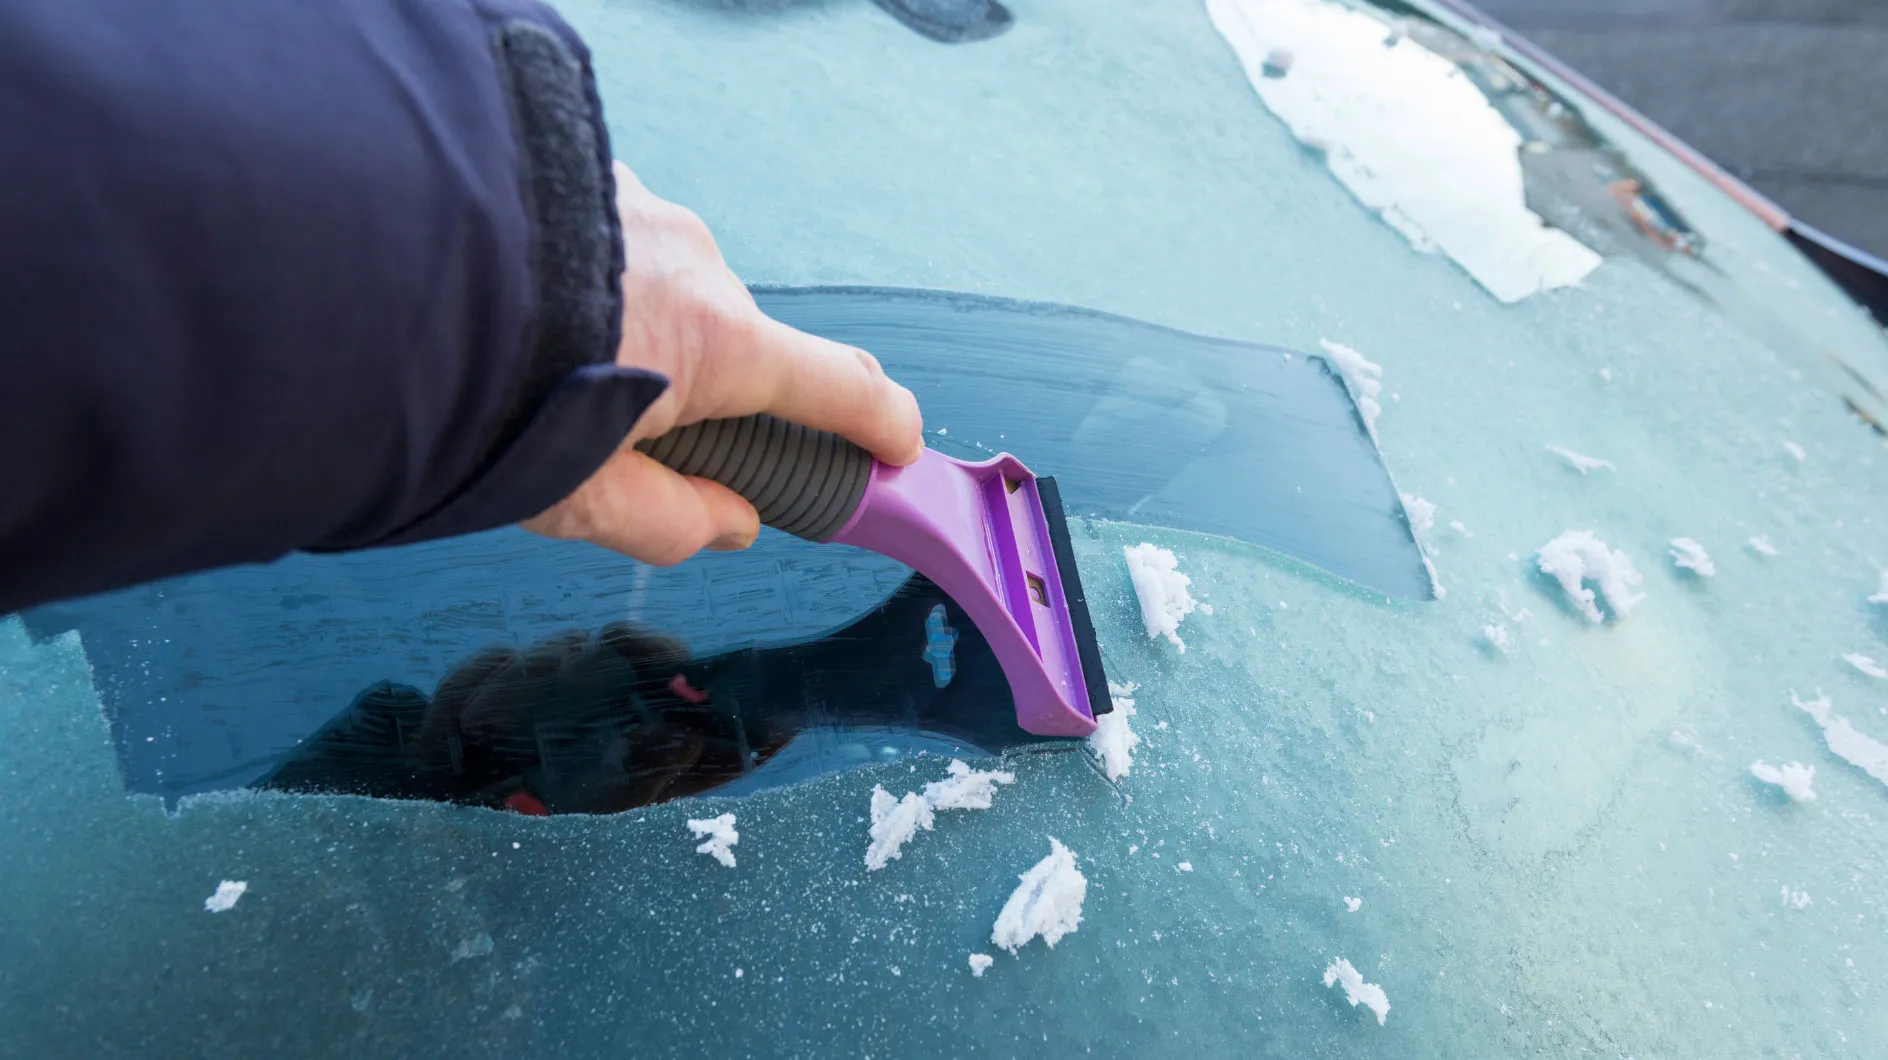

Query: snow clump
[1323,957,1390,1025]
[1319,339,1383,437]
[1792,691,1888,788]
[1088,681,1141,781]
[1749,760,1816,802]
[1536,530,1645,623]
[991,839,1087,955]
[865,787,935,871]
[1124,544,1200,652]
[1669,538,1715,577]
[204,880,247,913]
[688,814,739,868]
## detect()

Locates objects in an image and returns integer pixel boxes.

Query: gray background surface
[1472,0,1888,259]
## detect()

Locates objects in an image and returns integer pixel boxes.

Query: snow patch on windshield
[1124,544,1199,653]
[991,838,1087,954]
[1845,653,1888,679]
[1089,681,1141,781]
[1400,493,1435,540]
[1208,0,1601,303]
[1537,531,1645,622]
[1547,446,1615,475]
[1318,339,1383,437]
[922,760,1016,810]
[1323,957,1390,1025]
[1749,760,1816,802]
[865,788,933,871]
[688,814,739,868]
[1792,691,1888,788]
[1669,538,1715,577]
[203,880,247,913]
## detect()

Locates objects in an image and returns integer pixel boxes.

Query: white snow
[1536,530,1645,623]
[1177,861,1194,872]
[1483,623,1514,653]
[865,787,934,871]
[1208,0,1601,303]
[203,880,247,913]
[1319,340,1383,436]
[1669,538,1716,577]
[1344,896,1362,912]
[968,953,994,977]
[1781,887,1812,910]
[1400,493,1435,540]
[1089,681,1141,781]
[1747,535,1779,557]
[1868,571,1888,605]
[1124,544,1199,653]
[1843,653,1888,679]
[991,838,1087,954]
[687,813,739,868]
[1782,439,1807,463]
[1792,691,1888,788]
[1546,445,1615,475]
[922,759,1016,810]
[867,760,1019,870]
[1323,957,1390,1025]
[1749,760,1817,802]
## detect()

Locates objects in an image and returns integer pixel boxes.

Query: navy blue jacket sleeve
[0,0,666,615]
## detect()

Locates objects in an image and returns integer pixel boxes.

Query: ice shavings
[1323,957,1390,1025]
[1400,493,1435,541]
[203,880,247,913]
[968,953,994,977]
[1749,760,1817,802]
[1792,691,1888,788]
[865,787,934,871]
[1319,340,1383,436]
[1089,681,1141,781]
[1344,896,1362,912]
[1208,0,1600,302]
[1669,538,1716,577]
[1124,544,1199,653]
[1844,653,1888,679]
[1547,445,1615,475]
[688,813,739,868]
[922,759,1016,810]
[1781,887,1812,910]
[1483,623,1514,653]
[867,760,1018,870]
[1536,531,1645,623]
[1748,535,1779,557]
[1782,439,1807,463]
[991,838,1087,954]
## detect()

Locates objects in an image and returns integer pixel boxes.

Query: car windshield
[7,0,1888,1055]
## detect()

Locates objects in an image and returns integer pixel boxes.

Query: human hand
[522,161,922,564]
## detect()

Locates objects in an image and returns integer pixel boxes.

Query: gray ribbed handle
[635,414,873,542]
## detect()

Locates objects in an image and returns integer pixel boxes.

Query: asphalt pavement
[1470,0,1888,259]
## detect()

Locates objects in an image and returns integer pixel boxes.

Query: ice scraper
[639,416,1112,737]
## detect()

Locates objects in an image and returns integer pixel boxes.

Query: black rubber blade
[1036,476,1112,719]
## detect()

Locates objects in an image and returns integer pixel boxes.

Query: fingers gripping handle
[635,414,874,542]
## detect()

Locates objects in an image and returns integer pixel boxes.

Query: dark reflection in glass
[1376,4,1706,271]
[258,573,1044,814]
